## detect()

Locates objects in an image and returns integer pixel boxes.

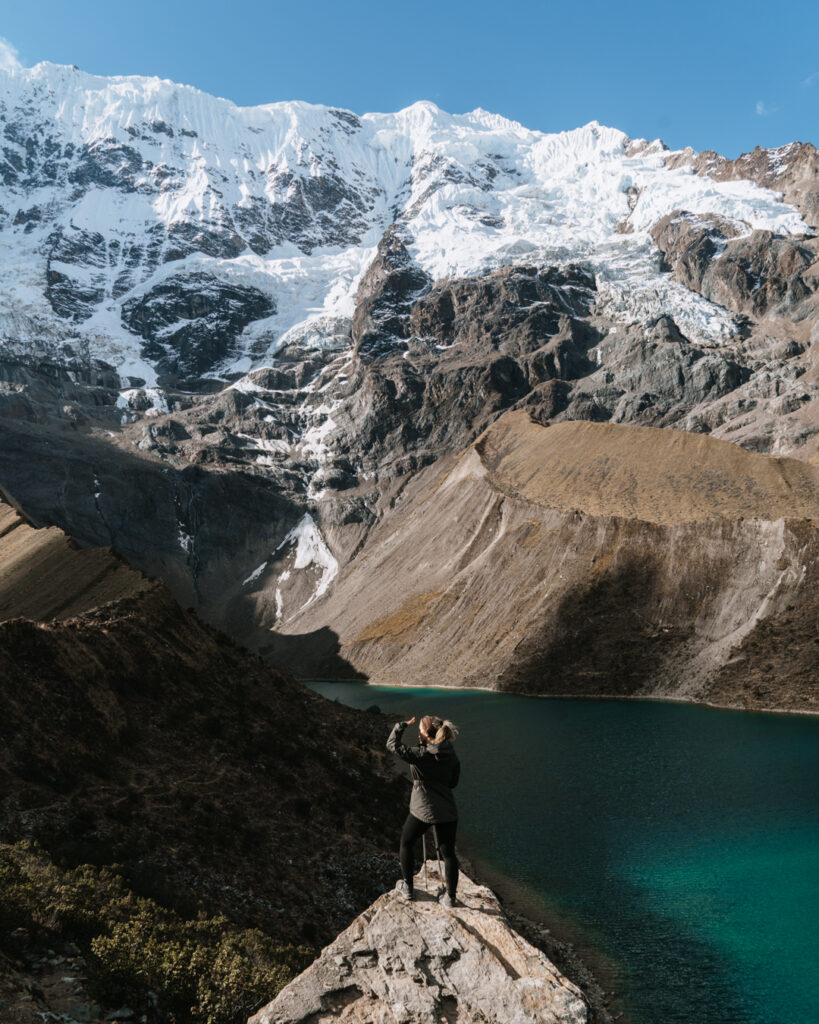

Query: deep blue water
[307,683,819,1024]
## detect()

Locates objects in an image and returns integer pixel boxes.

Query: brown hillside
[283,412,819,710]
[0,500,154,622]
[479,411,819,524]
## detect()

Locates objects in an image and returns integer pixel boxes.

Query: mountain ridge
[278,411,819,708]
[0,60,817,708]
[1,60,811,386]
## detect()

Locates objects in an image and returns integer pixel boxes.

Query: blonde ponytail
[434,719,459,743]
[420,715,459,744]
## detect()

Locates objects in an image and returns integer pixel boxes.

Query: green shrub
[0,842,313,1023]
[0,841,42,935]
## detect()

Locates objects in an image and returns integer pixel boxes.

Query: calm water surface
[307,682,819,1024]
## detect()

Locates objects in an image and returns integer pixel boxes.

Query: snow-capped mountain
[0,59,817,687]
[0,60,810,386]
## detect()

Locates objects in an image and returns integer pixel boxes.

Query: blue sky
[1,0,817,156]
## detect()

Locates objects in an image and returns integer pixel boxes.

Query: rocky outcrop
[250,866,588,1024]
[651,210,818,320]
[340,262,600,479]
[351,227,431,359]
[281,411,819,711]
[409,264,596,362]
[121,273,275,385]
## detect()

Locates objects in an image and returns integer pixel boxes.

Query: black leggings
[400,814,459,897]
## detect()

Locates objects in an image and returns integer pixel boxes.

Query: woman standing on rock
[387,715,460,907]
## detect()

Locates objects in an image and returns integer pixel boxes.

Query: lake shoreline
[456,845,631,1024]
[310,678,819,1023]
[309,676,819,719]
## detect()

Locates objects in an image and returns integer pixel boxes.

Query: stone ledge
[250,864,588,1024]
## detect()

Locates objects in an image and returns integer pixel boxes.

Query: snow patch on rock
[275,514,338,603]
[242,561,267,586]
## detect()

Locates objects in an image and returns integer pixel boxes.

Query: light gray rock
[249,866,588,1024]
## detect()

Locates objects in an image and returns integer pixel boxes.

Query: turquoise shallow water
[307,683,819,1024]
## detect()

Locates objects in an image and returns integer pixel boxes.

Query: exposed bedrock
[651,210,819,320]
[251,867,588,1024]
[351,227,431,358]
[342,233,819,468]
[282,411,819,711]
[544,315,751,430]
[0,415,304,642]
[121,272,275,385]
[341,260,600,470]
[409,262,595,355]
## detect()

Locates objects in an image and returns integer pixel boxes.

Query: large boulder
[250,866,588,1024]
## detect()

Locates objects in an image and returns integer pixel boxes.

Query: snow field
[0,62,811,409]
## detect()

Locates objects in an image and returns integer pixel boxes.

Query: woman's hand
[406,716,416,725]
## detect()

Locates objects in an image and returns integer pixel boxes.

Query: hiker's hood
[424,740,455,757]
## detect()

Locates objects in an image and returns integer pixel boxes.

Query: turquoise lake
[307,682,819,1024]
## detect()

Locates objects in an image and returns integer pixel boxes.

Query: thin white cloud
[0,37,21,73]
[755,99,778,116]
[804,71,819,87]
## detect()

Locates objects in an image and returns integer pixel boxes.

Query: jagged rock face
[0,423,306,643]
[121,272,275,385]
[352,228,431,359]
[338,263,599,479]
[250,868,588,1024]
[0,260,599,642]
[410,264,596,366]
[652,211,818,320]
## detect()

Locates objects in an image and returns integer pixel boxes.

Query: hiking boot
[395,879,414,901]
[439,892,458,909]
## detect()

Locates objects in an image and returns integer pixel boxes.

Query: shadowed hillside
[0,495,404,941]
[0,498,408,1021]
[0,498,155,621]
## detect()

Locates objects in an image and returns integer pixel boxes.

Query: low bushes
[0,841,313,1023]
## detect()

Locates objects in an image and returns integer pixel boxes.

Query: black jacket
[387,721,460,823]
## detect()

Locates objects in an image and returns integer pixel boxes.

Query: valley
[0,51,817,1024]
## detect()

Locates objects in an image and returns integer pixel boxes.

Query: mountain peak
[0,60,809,388]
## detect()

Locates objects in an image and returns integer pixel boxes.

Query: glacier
[0,60,811,395]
